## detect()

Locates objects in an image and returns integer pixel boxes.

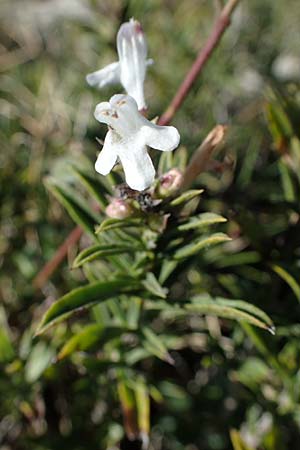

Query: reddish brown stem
[33,226,82,290]
[158,0,240,126]
[33,0,239,290]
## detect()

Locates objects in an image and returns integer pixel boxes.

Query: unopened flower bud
[105,198,133,219]
[158,168,183,197]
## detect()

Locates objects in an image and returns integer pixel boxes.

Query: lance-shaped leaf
[159,259,178,284]
[170,189,203,207]
[192,296,273,329]
[142,327,174,364]
[158,149,174,174]
[73,243,143,268]
[142,273,168,299]
[186,297,274,333]
[96,217,143,234]
[117,379,139,440]
[36,278,139,335]
[57,324,124,360]
[72,165,111,208]
[178,212,227,232]
[126,297,142,330]
[0,306,15,363]
[174,232,231,260]
[46,179,100,236]
[230,429,255,450]
[134,377,150,442]
[271,264,300,303]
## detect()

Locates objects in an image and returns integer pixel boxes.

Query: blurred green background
[1,0,300,449]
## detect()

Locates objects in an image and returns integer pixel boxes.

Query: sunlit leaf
[186,297,274,333]
[96,217,143,233]
[25,342,55,383]
[271,264,300,303]
[142,327,174,364]
[170,189,203,206]
[174,232,231,259]
[142,273,168,299]
[178,212,227,231]
[36,279,139,334]
[73,243,143,268]
[0,307,14,363]
[230,429,255,450]
[58,324,123,360]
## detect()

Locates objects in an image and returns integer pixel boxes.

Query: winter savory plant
[37,16,274,445]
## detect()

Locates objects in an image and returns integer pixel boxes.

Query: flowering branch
[33,0,240,290]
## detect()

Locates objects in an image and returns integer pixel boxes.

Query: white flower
[94,94,180,191]
[86,18,151,110]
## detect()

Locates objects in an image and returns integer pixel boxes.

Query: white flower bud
[105,198,133,219]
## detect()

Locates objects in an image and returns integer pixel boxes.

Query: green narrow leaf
[174,232,231,260]
[214,251,261,268]
[96,218,142,233]
[173,146,188,171]
[142,273,168,299]
[25,342,55,383]
[159,259,178,284]
[73,243,142,268]
[107,299,127,326]
[271,264,300,303]
[178,212,227,231]
[58,324,123,360]
[72,165,110,208]
[126,297,142,330]
[170,189,204,206]
[230,429,255,450]
[117,379,139,439]
[236,134,261,188]
[185,301,273,333]
[158,150,174,174]
[36,279,139,335]
[203,297,273,328]
[142,327,174,364]
[241,323,287,383]
[0,307,15,362]
[135,378,150,439]
[278,160,296,202]
[47,179,99,236]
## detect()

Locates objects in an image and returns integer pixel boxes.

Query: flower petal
[117,19,147,110]
[141,122,180,152]
[95,130,118,175]
[94,101,116,129]
[86,61,120,88]
[119,146,155,191]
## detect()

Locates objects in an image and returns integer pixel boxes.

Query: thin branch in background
[32,0,240,290]
[33,226,82,290]
[158,0,240,126]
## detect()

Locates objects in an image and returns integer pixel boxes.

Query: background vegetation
[1,1,300,449]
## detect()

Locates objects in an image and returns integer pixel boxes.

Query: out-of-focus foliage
[1,1,300,450]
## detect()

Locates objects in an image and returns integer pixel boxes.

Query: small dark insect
[137,192,153,211]
[116,184,161,211]
[138,193,162,211]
